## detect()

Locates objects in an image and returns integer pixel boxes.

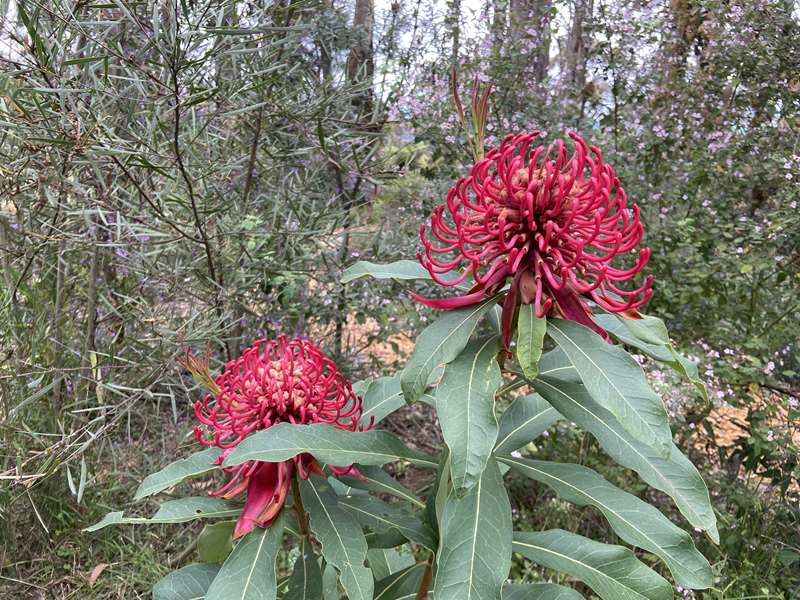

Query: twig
[414,554,434,600]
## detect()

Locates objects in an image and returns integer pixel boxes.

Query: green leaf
[205,510,285,600]
[613,313,670,346]
[334,465,424,508]
[426,448,451,541]
[593,314,707,400]
[198,521,235,565]
[499,456,712,589]
[285,538,323,600]
[135,447,221,500]
[593,314,673,361]
[517,307,546,379]
[223,423,436,469]
[537,347,581,383]
[512,529,673,600]
[85,498,240,531]
[300,474,373,600]
[401,295,499,403]
[322,564,339,600]
[361,376,405,425]
[152,497,241,522]
[366,548,415,581]
[546,319,672,455]
[533,376,718,542]
[494,393,561,454]
[437,336,502,492]
[341,260,432,283]
[366,529,410,550]
[153,563,220,600]
[502,582,583,600]
[338,495,437,550]
[434,459,512,600]
[373,563,427,600]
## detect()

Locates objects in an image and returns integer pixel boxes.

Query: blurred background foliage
[0,0,798,597]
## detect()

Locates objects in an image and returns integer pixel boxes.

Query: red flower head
[413,131,653,347]
[190,335,370,538]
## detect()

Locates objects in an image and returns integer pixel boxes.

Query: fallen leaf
[88,563,108,587]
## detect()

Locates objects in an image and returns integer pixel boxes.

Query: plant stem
[291,474,311,539]
[414,553,434,600]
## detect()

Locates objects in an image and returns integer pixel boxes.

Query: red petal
[233,461,284,539]
[329,464,365,481]
[255,462,292,526]
[409,289,487,309]
[550,285,611,342]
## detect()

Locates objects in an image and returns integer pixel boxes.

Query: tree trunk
[446,0,462,66]
[492,0,507,38]
[564,0,593,96]
[346,0,374,111]
[510,0,552,84]
[334,0,375,358]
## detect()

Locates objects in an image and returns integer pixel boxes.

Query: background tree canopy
[0,0,798,597]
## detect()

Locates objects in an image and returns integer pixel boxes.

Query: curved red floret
[417,131,653,346]
[192,335,371,538]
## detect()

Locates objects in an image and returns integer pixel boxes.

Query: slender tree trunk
[346,0,375,112]
[563,0,593,97]
[334,0,375,358]
[319,0,334,84]
[446,0,461,66]
[510,0,552,84]
[492,0,507,39]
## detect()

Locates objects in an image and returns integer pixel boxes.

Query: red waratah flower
[413,131,653,347]
[190,335,370,539]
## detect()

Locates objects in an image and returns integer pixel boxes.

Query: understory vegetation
[1,0,798,598]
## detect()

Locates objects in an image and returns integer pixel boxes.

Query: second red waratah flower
[414,131,653,346]
[188,335,371,539]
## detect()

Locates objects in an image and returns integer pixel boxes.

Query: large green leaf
[437,336,502,492]
[537,347,580,382]
[153,563,220,600]
[366,548,415,581]
[512,529,672,600]
[198,521,235,564]
[285,538,323,600]
[322,564,339,600]
[494,393,561,454]
[499,456,712,589]
[334,465,424,508]
[401,295,499,402]
[434,459,512,600]
[135,447,221,500]
[85,497,240,531]
[300,474,373,600]
[516,306,546,380]
[502,583,583,600]
[223,423,436,469]
[611,313,670,345]
[366,529,410,550]
[338,495,436,550]
[361,375,405,425]
[373,563,427,600]
[533,376,718,542]
[546,319,672,455]
[593,314,707,400]
[341,260,432,283]
[205,510,286,600]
